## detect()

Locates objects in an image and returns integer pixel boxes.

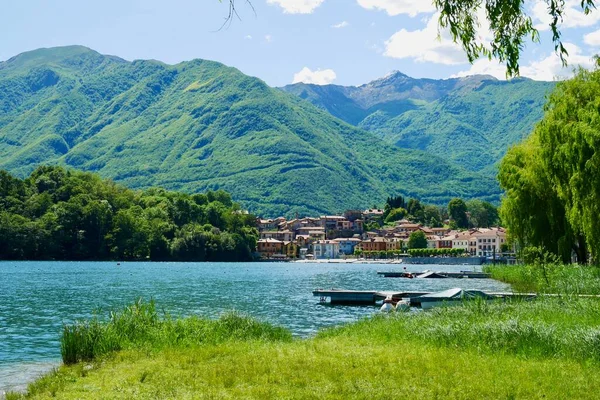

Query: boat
[415,288,495,310]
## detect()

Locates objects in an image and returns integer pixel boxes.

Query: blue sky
[2,0,600,86]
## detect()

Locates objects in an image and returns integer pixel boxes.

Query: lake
[0,261,511,394]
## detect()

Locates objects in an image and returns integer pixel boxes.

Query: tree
[384,195,406,220]
[408,230,428,249]
[423,205,443,227]
[226,0,596,77]
[406,198,424,222]
[497,65,600,263]
[466,199,499,228]
[448,198,469,229]
[384,207,407,224]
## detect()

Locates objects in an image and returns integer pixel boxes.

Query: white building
[473,228,507,257]
[312,240,340,259]
[451,230,474,252]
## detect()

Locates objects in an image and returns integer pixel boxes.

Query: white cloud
[265,34,273,42]
[452,59,508,79]
[454,43,595,81]
[266,0,324,14]
[356,0,435,17]
[244,35,252,40]
[520,43,595,80]
[292,67,337,85]
[384,7,496,65]
[384,14,466,65]
[584,28,600,46]
[332,21,349,28]
[531,0,600,30]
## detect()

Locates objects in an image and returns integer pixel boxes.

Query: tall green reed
[60,299,291,364]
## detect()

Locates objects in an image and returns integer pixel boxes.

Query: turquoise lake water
[0,261,511,394]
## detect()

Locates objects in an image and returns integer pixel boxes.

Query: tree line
[0,166,258,261]
[378,195,500,230]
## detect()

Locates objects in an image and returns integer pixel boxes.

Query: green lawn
[15,338,600,399]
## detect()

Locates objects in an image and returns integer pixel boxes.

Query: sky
[2,0,600,87]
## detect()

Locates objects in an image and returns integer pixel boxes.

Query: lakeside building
[255,211,509,260]
[358,237,387,252]
[257,238,284,258]
[473,228,507,256]
[313,240,340,259]
[332,237,362,255]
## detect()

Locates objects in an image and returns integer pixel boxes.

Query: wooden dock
[312,289,430,305]
[313,288,537,305]
[377,271,491,279]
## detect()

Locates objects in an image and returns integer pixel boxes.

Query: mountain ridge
[281,72,555,173]
[0,46,501,216]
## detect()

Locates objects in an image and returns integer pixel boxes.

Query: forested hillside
[0,166,257,261]
[0,46,499,216]
[282,72,554,174]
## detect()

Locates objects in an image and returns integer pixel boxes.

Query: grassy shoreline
[9,265,600,399]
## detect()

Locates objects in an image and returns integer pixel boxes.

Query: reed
[485,263,600,294]
[318,296,600,362]
[60,298,291,364]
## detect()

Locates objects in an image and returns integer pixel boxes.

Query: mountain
[0,46,500,216]
[281,71,555,173]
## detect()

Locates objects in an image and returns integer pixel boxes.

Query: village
[256,208,508,261]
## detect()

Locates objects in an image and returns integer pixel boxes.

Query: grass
[59,299,291,364]
[485,263,600,294]
[11,339,600,399]
[7,294,600,399]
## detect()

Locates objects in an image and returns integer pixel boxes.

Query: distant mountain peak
[383,70,410,79]
[365,70,412,87]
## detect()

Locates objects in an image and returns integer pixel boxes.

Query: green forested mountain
[282,72,555,173]
[0,46,500,216]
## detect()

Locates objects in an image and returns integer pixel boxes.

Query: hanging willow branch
[434,0,596,76]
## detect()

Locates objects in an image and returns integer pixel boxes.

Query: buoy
[395,299,410,312]
[380,296,395,313]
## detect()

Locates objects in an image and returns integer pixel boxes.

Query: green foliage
[520,246,561,266]
[0,46,500,217]
[61,299,292,365]
[408,230,428,249]
[498,66,600,263]
[434,1,596,77]
[466,199,500,228]
[448,198,469,228]
[383,207,406,223]
[0,166,257,261]
[408,248,465,257]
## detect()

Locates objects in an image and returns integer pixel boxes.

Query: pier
[377,271,491,279]
[312,289,430,305]
[313,288,537,306]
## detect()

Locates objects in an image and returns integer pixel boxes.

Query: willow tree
[538,64,600,262]
[499,63,600,263]
[223,0,596,76]
[498,135,580,263]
